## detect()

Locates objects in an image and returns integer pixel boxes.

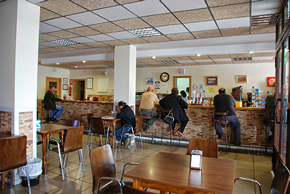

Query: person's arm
[49,92,61,101]
[159,98,165,108]
[153,93,159,105]
[179,96,188,109]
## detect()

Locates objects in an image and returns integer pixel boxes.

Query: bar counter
[37,99,266,146]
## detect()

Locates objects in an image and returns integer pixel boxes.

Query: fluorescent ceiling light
[128,28,162,37]
[51,39,80,46]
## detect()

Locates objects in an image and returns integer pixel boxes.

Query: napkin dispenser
[190,150,202,170]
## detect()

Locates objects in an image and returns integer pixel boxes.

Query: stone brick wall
[19,112,33,158]
[0,111,12,132]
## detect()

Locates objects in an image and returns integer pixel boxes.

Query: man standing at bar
[139,86,159,132]
[43,86,64,122]
[214,88,241,146]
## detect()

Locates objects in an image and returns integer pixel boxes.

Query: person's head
[171,87,178,94]
[49,86,55,93]
[180,90,186,98]
[118,101,126,109]
[218,88,226,94]
[147,86,153,92]
[186,87,189,93]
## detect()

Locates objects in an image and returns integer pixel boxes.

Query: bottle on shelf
[210,97,213,106]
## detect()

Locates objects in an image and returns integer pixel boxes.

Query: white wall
[37,66,70,99]
[38,62,275,99]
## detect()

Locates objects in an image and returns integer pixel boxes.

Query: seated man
[262,93,275,142]
[115,101,136,148]
[43,86,64,122]
[214,88,241,146]
[139,86,159,132]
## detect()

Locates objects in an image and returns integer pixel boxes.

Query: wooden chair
[89,116,110,149]
[0,135,31,194]
[90,145,139,194]
[213,111,231,153]
[64,119,80,127]
[139,108,156,144]
[135,116,144,147]
[47,126,85,180]
[186,138,218,158]
[85,113,94,145]
[235,162,290,194]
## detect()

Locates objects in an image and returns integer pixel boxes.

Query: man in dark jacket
[159,87,188,136]
[43,86,64,121]
[214,88,241,146]
[115,101,136,148]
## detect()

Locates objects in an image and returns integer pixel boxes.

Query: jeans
[115,126,133,140]
[139,109,159,126]
[215,115,241,144]
[50,105,64,119]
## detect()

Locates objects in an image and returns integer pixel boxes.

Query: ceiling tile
[93,6,136,21]
[252,60,273,63]
[221,27,250,36]
[153,57,172,61]
[185,21,217,32]
[56,45,77,51]
[170,56,192,60]
[233,60,251,63]
[39,42,60,48]
[89,22,124,33]
[198,62,216,65]
[101,40,127,46]
[210,54,231,59]
[189,55,210,60]
[142,35,171,43]
[40,22,61,33]
[37,0,86,16]
[39,47,60,53]
[217,17,250,29]
[192,30,221,39]
[251,25,275,34]
[67,27,100,36]
[166,32,195,41]
[252,56,274,61]
[39,34,59,42]
[215,61,234,64]
[211,3,250,20]
[253,52,275,57]
[162,0,206,12]
[230,53,252,58]
[156,24,188,35]
[183,62,199,66]
[252,0,280,16]
[122,38,148,44]
[66,12,107,25]
[116,0,142,4]
[86,34,115,41]
[207,0,249,7]
[47,30,80,39]
[194,59,213,62]
[28,0,46,3]
[137,58,156,63]
[70,37,95,43]
[39,44,49,49]
[212,58,232,62]
[84,42,108,48]
[176,60,195,63]
[142,13,180,27]
[70,0,118,10]
[106,31,137,39]
[40,8,61,21]
[113,18,150,30]
[124,0,169,17]
[70,44,92,50]
[44,17,83,29]
[174,9,213,23]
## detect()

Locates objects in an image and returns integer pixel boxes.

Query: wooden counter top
[61,99,113,104]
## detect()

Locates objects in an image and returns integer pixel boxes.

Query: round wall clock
[160,72,170,82]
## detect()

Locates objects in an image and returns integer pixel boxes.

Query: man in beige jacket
[139,86,159,132]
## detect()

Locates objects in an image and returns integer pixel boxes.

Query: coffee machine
[232,86,243,107]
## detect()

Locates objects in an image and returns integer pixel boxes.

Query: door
[46,77,62,97]
[173,76,191,98]
[73,79,86,100]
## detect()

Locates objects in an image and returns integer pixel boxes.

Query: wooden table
[124,152,237,194]
[37,124,71,174]
[102,117,120,148]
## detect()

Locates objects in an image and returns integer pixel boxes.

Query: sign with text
[267,77,275,87]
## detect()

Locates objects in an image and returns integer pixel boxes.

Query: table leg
[133,179,142,190]
[42,134,46,174]
[61,131,64,147]
[1,173,5,190]
[113,123,116,149]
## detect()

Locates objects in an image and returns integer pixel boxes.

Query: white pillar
[0,0,39,160]
[114,45,137,112]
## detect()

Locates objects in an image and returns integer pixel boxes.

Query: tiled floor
[1,135,273,194]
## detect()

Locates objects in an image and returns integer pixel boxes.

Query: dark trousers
[216,115,241,144]
[172,117,189,133]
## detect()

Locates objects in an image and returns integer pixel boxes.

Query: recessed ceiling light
[248,51,254,54]
[152,56,156,59]
[197,54,201,57]
[82,61,86,63]
[56,63,59,65]
[128,28,162,37]
[75,66,78,68]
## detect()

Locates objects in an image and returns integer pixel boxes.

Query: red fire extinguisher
[69,86,72,96]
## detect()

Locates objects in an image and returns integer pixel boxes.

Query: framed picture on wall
[87,78,93,89]
[235,75,248,83]
[63,78,68,83]
[205,76,218,86]
[63,84,68,90]
[146,77,154,85]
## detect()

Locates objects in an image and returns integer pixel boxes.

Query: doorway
[173,76,191,98]
[73,79,86,100]
[46,77,62,97]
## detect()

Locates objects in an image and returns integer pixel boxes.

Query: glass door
[275,49,282,153]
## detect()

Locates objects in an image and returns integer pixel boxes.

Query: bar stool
[213,111,231,153]
[139,108,156,144]
[161,109,180,146]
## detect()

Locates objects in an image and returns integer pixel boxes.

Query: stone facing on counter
[19,111,33,158]
[0,111,12,132]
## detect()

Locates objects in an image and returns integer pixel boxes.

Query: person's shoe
[235,142,241,146]
[171,129,175,134]
[177,131,182,137]
[124,138,130,149]
[217,134,223,139]
[142,123,147,130]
